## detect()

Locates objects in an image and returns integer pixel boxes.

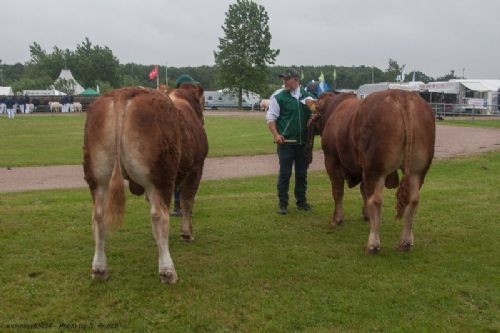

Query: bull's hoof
[160,269,178,284]
[180,234,195,242]
[92,268,109,280]
[365,245,381,254]
[397,241,413,251]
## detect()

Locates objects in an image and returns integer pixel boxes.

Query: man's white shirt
[265,87,314,123]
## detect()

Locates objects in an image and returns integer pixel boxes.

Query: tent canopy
[53,69,85,95]
[0,86,14,95]
[462,81,495,92]
[79,88,100,96]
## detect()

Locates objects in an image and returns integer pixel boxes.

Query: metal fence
[431,103,500,119]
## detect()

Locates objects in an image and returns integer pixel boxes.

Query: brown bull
[311,90,435,253]
[83,85,208,283]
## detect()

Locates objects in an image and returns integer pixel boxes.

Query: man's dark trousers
[277,144,308,208]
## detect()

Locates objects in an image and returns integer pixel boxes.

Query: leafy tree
[0,61,25,87]
[385,58,404,82]
[436,70,459,82]
[403,70,434,83]
[70,37,120,88]
[94,80,113,94]
[27,42,68,80]
[214,0,279,108]
[52,78,77,95]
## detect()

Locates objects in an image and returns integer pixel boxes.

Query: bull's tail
[395,94,414,218]
[104,94,128,230]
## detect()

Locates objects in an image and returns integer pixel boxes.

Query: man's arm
[268,121,284,144]
[265,96,284,144]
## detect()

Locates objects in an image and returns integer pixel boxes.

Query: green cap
[175,74,199,87]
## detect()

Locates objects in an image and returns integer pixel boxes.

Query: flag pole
[156,65,159,89]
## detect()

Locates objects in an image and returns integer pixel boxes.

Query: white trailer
[204,89,260,110]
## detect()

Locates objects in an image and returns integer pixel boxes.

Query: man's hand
[274,134,285,144]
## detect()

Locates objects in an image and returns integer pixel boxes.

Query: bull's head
[303,92,336,164]
[178,83,204,105]
[306,92,336,136]
[177,83,205,124]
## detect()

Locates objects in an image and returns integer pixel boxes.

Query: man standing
[0,96,6,115]
[266,68,315,215]
[61,95,68,112]
[6,95,16,119]
[18,94,25,114]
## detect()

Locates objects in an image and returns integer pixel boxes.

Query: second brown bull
[310,89,435,253]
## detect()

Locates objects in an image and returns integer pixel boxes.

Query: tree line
[0,52,460,99]
[0,0,460,101]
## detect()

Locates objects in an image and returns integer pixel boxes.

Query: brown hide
[83,86,208,224]
[315,90,435,251]
[168,86,209,187]
[83,86,208,281]
[319,90,435,187]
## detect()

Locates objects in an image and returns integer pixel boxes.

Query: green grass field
[0,152,498,332]
[440,118,500,128]
[2,113,500,167]
[0,114,275,167]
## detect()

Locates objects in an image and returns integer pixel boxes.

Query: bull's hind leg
[325,155,344,225]
[398,174,421,251]
[179,169,203,242]
[364,175,386,254]
[360,182,369,221]
[148,189,177,284]
[92,186,108,280]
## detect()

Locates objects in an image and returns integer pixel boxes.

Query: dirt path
[1,125,500,193]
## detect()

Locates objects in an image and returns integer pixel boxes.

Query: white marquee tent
[0,86,14,95]
[52,69,84,95]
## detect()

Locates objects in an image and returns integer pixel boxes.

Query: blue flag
[317,71,330,95]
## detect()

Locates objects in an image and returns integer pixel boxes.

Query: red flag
[149,65,159,80]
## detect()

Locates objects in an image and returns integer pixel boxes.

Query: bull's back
[120,92,182,190]
[355,90,434,174]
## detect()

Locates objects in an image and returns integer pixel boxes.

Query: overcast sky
[1,0,499,79]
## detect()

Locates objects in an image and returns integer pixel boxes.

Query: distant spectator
[306,80,319,98]
[6,95,16,119]
[0,96,6,114]
[61,95,69,112]
[33,98,40,112]
[68,95,75,112]
[24,95,30,113]
[18,95,26,114]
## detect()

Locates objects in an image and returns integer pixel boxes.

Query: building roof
[23,89,66,96]
[450,79,500,92]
